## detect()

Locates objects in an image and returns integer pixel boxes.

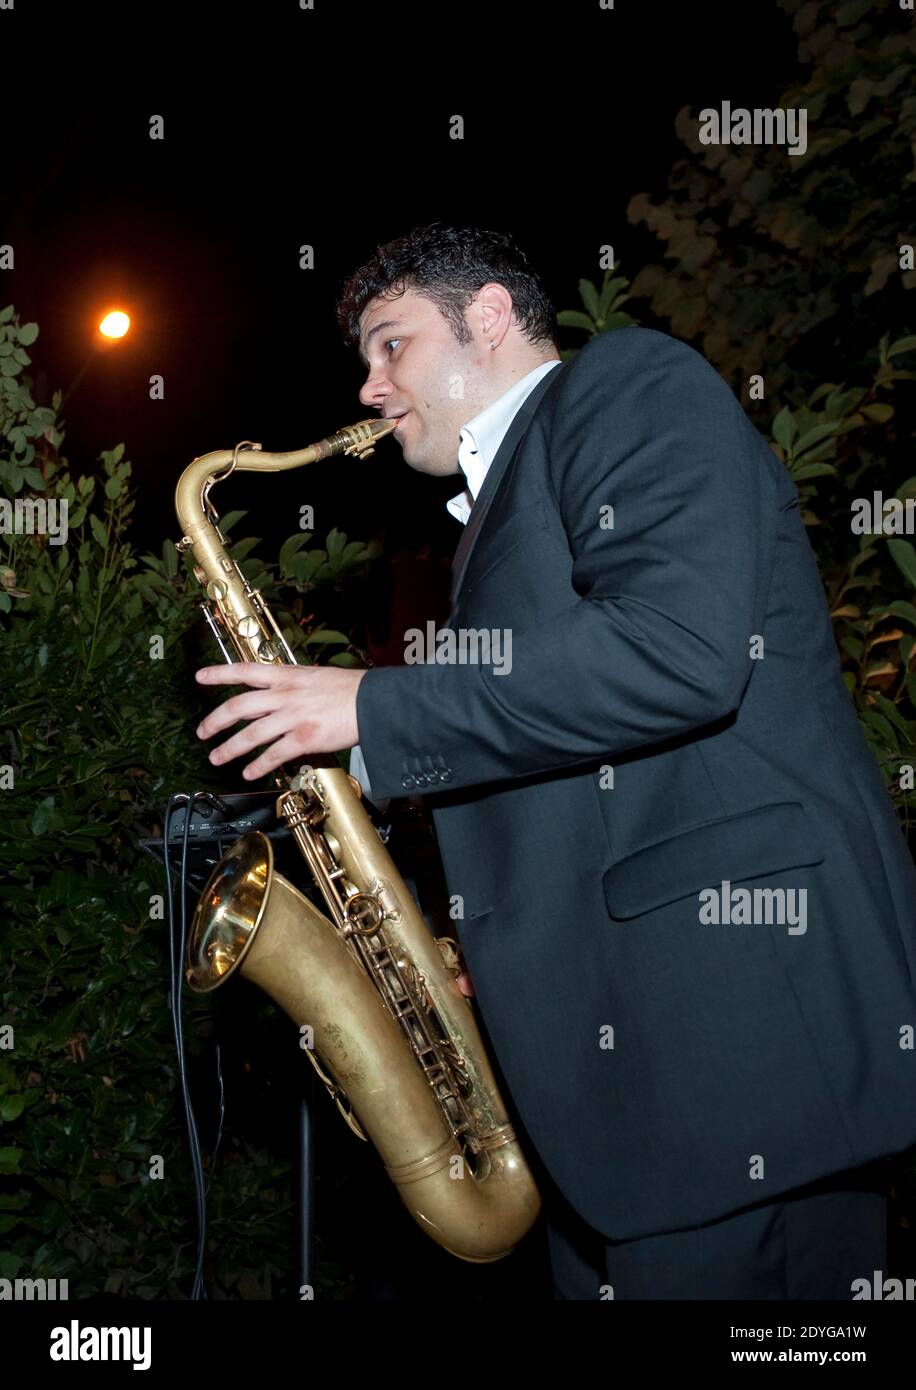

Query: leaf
[872,693,914,739]
[17,323,38,346]
[791,462,836,481]
[278,533,309,572]
[887,539,916,591]
[846,78,873,115]
[303,628,349,645]
[772,407,797,452]
[289,551,326,584]
[861,403,893,424]
[228,536,261,562]
[887,336,916,359]
[325,529,345,560]
[556,310,596,334]
[340,541,371,566]
[597,277,629,318]
[859,708,898,743]
[578,278,600,319]
[793,421,846,456]
[89,514,108,548]
[878,602,916,627]
[862,661,898,683]
[217,509,247,535]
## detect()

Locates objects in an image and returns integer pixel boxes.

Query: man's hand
[195,663,367,782]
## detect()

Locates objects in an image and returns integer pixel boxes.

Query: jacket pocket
[602,800,825,920]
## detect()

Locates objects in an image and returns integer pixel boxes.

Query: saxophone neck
[175,418,398,541]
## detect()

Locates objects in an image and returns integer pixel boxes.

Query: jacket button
[415,773,428,788]
[401,774,416,790]
[440,768,453,782]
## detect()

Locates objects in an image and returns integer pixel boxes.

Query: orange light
[99,310,130,339]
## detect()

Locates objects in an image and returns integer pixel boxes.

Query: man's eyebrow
[358,318,404,368]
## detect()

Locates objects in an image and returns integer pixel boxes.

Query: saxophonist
[195,222,916,1301]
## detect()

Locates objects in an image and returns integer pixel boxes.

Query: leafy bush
[0,307,377,1297]
[558,0,916,836]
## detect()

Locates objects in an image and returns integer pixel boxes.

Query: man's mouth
[387,411,410,430]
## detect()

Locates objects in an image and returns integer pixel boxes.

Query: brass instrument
[175,420,541,1262]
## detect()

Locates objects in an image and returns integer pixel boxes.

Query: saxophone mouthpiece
[342,416,400,461]
[368,417,400,438]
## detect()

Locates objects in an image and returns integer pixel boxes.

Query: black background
[4,2,799,588]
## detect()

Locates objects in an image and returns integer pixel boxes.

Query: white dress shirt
[349,357,562,803]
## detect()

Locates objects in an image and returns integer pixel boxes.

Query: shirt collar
[446,358,561,524]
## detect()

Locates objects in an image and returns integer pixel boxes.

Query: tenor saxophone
[175,420,541,1262]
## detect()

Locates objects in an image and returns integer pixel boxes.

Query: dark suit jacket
[356,326,916,1241]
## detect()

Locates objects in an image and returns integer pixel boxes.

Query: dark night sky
[4,3,801,639]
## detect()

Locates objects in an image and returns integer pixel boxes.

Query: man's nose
[358,371,392,409]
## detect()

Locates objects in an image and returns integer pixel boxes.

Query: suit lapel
[450,360,565,606]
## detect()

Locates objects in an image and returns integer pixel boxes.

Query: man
[196,223,916,1300]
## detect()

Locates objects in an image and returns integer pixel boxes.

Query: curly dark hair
[335,222,557,354]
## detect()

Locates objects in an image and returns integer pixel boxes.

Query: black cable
[162,790,228,1301]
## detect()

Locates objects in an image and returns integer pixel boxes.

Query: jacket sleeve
[355,328,779,801]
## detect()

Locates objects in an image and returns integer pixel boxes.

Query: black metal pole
[297,1055,315,1298]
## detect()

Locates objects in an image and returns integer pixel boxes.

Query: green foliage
[555,268,639,356]
[625,0,916,387]
[0,308,374,1297]
[766,339,916,823]
[559,0,916,834]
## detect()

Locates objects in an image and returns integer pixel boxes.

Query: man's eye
[384,338,401,355]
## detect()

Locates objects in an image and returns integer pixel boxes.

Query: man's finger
[196,663,295,686]
[207,713,292,767]
[197,689,281,739]
[241,731,312,782]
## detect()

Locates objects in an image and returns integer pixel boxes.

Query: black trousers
[546,1160,891,1300]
